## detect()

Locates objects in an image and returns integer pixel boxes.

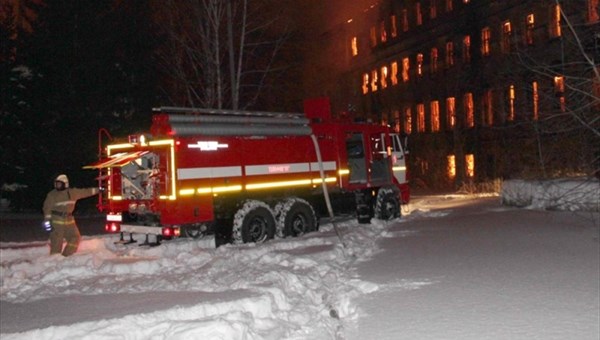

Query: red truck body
[86,98,409,246]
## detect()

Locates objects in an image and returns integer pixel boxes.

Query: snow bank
[1,217,410,339]
[501,177,599,211]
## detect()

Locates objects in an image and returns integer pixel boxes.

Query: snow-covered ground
[1,185,598,339]
[501,177,599,211]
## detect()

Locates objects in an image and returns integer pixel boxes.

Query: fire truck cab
[85,98,409,246]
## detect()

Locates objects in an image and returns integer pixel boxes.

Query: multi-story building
[309,0,599,189]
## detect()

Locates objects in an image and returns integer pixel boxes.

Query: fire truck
[85,98,409,246]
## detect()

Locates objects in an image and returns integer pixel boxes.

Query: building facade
[315,0,599,189]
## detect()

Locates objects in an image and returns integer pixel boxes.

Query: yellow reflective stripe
[53,219,75,225]
[246,179,312,190]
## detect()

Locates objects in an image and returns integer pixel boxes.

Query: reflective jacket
[43,188,99,225]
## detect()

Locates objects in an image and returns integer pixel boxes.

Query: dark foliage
[1,0,161,210]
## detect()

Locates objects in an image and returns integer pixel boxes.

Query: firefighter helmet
[55,174,69,189]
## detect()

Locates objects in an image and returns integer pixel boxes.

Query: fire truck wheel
[233,201,276,244]
[374,187,400,220]
[276,198,317,238]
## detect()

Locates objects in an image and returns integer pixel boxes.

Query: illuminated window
[391,15,398,37]
[371,70,379,92]
[391,61,399,85]
[482,89,493,126]
[370,26,377,47]
[464,92,474,128]
[525,14,535,45]
[404,107,412,134]
[447,155,456,178]
[351,37,358,56]
[419,159,429,175]
[465,154,475,178]
[501,21,512,53]
[589,0,600,23]
[430,100,440,132]
[463,35,471,62]
[507,85,515,121]
[554,76,566,112]
[416,2,423,26]
[417,103,426,132]
[430,48,438,74]
[446,0,453,12]
[402,57,410,82]
[550,4,561,38]
[362,73,369,94]
[402,9,409,32]
[380,114,388,127]
[554,76,565,93]
[445,41,454,67]
[446,97,456,129]
[381,66,388,89]
[481,27,491,56]
[430,0,437,19]
[393,110,401,133]
[532,81,539,120]
[416,53,424,77]
[380,21,387,43]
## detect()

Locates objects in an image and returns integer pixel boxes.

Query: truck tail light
[162,226,180,238]
[105,222,120,233]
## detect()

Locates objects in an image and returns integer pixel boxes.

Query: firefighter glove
[43,220,53,232]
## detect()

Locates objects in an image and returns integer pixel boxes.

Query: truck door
[345,133,367,183]
[388,133,407,184]
[369,133,391,183]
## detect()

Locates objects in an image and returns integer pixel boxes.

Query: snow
[501,177,599,211]
[1,186,599,339]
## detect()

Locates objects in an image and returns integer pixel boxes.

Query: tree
[512,1,599,178]
[0,0,45,210]
[1,0,161,210]
[154,0,291,110]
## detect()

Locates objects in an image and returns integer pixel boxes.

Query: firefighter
[42,174,100,256]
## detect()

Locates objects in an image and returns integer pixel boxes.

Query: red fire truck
[85,98,409,246]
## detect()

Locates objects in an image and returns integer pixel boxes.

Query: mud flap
[214,219,233,248]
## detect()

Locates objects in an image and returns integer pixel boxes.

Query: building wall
[323,0,599,189]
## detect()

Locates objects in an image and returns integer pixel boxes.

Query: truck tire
[184,224,207,239]
[232,200,276,244]
[355,190,372,224]
[275,198,317,238]
[374,187,400,220]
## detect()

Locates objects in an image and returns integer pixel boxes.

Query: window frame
[525,14,535,45]
[417,103,426,132]
[463,35,471,63]
[501,21,512,53]
[446,97,456,129]
[481,27,491,56]
[464,92,474,128]
[430,100,440,132]
[445,41,454,67]
[549,4,562,38]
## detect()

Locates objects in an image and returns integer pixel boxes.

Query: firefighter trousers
[49,223,81,256]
